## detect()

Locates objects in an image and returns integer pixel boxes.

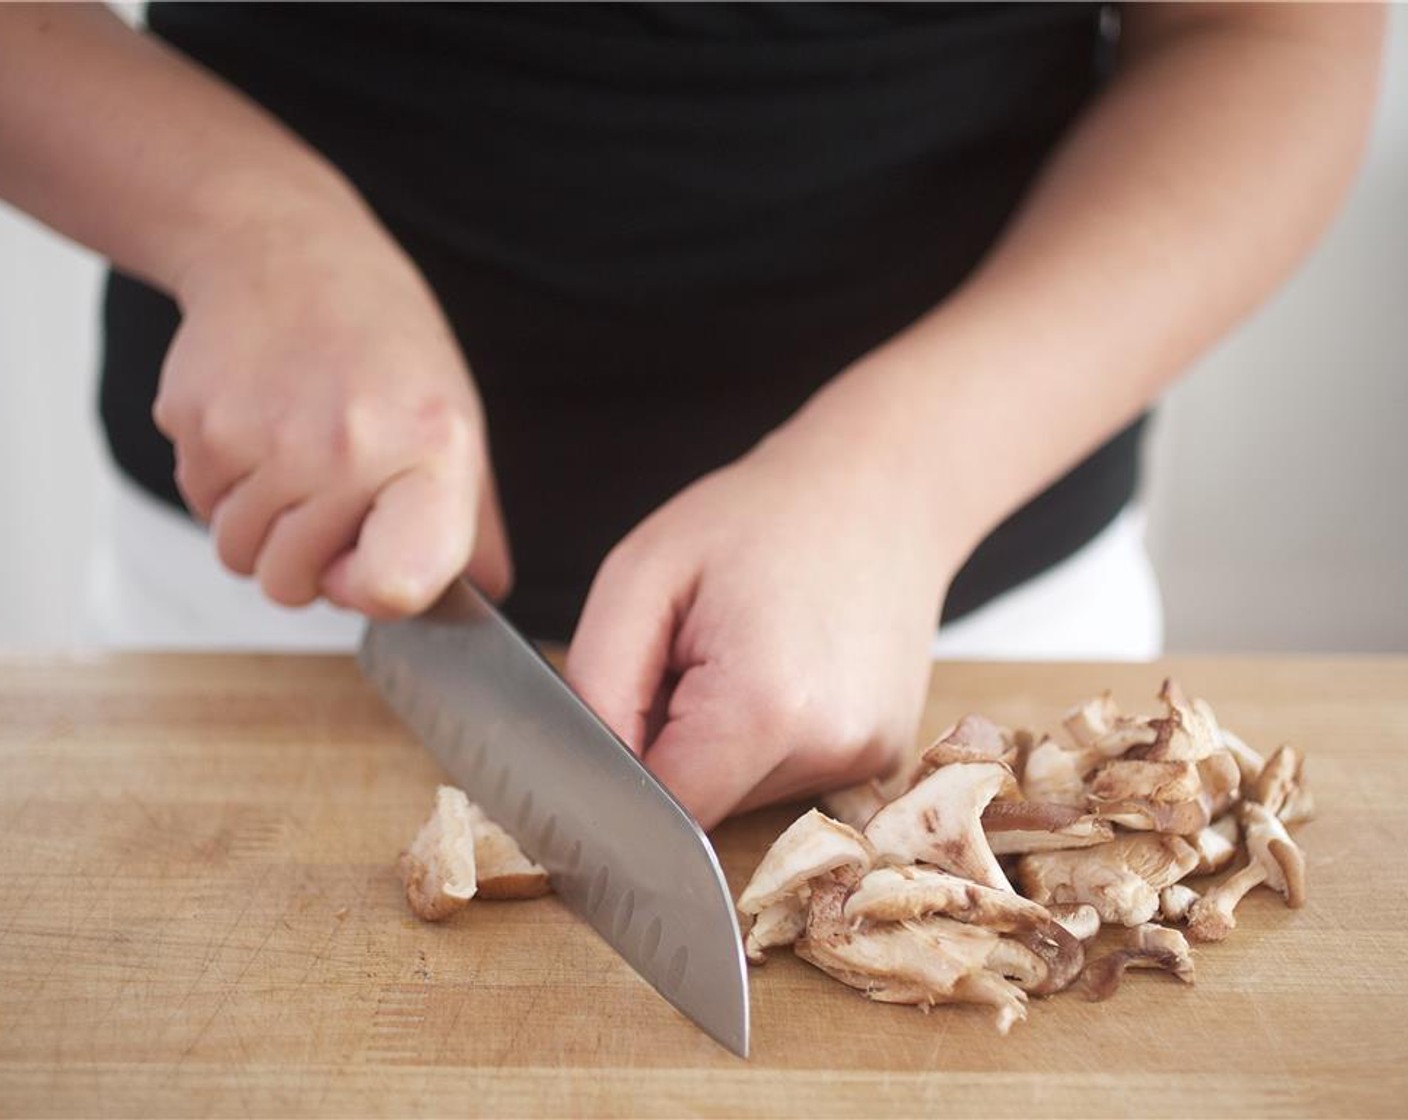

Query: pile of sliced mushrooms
[737,680,1313,1032]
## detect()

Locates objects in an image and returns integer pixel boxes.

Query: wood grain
[1,653,1406,1117]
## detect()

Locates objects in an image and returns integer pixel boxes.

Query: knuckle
[596,538,638,585]
[415,396,476,462]
[741,678,819,746]
[194,406,246,460]
[596,530,658,590]
[327,397,381,468]
[151,391,181,436]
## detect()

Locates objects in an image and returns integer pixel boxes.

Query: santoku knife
[358,579,750,1057]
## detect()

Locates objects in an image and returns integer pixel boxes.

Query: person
[0,3,1383,829]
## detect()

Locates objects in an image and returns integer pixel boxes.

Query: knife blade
[358,579,750,1057]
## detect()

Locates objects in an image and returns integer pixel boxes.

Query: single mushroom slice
[1186,802,1307,943]
[737,809,874,962]
[1086,759,1211,836]
[1063,692,1120,751]
[1048,903,1102,942]
[1159,883,1201,923]
[916,715,1023,776]
[1138,680,1224,763]
[863,762,1017,891]
[1198,749,1244,818]
[398,785,478,921]
[844,866,1052,929]
[1254,745,1315,825]
[737,809,874,916]
[1220,727,1267,797]
[465,803,551,900]
[1238,802,1307,911]
[743,897,809,965]
[1081,924,1195,1000]
[1017,833,1200,927]
[1190,819,1239,875]
[981,801,1115,855]
[1021,736,1092,808]
[1063,693,1158,759]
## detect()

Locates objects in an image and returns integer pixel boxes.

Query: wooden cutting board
[1,653,1405,1117]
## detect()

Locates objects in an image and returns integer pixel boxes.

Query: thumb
[322,464,474,618]
[565,544,684,756]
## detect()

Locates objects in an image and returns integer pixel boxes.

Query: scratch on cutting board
[360,983,432,1066]
[161,863,278,1082]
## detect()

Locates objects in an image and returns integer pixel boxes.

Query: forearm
[775,2,1385,573]
[0,3,374,296]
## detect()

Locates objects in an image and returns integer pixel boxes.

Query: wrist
[746,399,971,605]
[169,171,402,308]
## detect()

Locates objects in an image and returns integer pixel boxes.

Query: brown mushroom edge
[737,680,1312,1033]
[398,785,552,921]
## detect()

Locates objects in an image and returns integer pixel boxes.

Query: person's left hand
[565,426,960,831]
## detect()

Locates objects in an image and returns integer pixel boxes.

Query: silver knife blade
[358,580,749,1058]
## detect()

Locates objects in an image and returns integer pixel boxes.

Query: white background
[1,11,1405,653]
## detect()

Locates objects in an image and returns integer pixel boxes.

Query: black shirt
[101,1,1145,641]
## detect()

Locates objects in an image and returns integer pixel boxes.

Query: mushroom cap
[918,714,1022,774]
[1021,737,1091,807]
[1254,745,1315,824]
[981,801,1115,854]
[1063,693,1158,759]
[863,762,1016,891]
[1005,919,1086,996]
[985,938,1049,990]
[1048,903,1102,942]
[1062,692,1120,751]
[398,785,478,921]
[737,809,874,915]
[1190,821,1239,876]
[1139,680,1223,762]
[465,803,550,900]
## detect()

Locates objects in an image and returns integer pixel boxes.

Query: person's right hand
[152,215,511,617]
